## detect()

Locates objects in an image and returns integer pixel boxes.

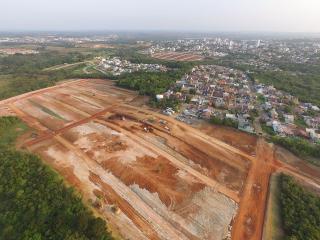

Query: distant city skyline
[1,0,320,33]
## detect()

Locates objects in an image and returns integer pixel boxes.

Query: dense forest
[0,51,85,75]
[253,71,320,106]
[279,174,320,240]
[149,97,181,110]
[0,117,113,240]
[0,50,110,100]
[212,53,320,106]
[117,62,194,96]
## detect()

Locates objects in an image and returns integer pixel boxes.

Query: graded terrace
[1,79,319,240]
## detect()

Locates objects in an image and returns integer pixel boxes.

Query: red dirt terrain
[231,139,320,240]
[1,79,319,240]
[152,51,204,62]
[197,122,257,156]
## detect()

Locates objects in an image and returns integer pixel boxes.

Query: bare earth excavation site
[1,79,319,240]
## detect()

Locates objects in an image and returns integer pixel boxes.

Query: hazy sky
[1,0,320,32]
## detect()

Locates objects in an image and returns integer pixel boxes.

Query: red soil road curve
[277,163,320,189]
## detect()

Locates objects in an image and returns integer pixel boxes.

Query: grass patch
[295,116,308,128]
[261,123,276,136]
[263,173,285,240]
[0,116,29,148]
[28,99,66,121]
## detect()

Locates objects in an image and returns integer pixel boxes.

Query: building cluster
[0,34,118,44]
[0,48,39,55]
[257,84,320,142]
[158,65,320,142]
[159,65,256,133]
[146,38,320,71]
[97,57,167,76]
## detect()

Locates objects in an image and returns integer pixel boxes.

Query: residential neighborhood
[145,37,320,71]
[96,56,167,76]
[158,64,320,143]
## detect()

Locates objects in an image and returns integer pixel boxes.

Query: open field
[196,123,258,156]
[1,79,320,240]
[152,52,204,62]
[42,61,89,71]
[262,173,285,240]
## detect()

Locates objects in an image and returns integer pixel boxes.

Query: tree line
[271,136,320,161]
[116,62,194,97]
[0,117,113,240]
[279,174,320,240]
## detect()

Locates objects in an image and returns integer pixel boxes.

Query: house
[226,113,237,120]
[304,117,320,129]
[214,98,225,108]
[295,128,309,139]
[284,114,294,124]
[190,97,199,104]
[238,118,255,133]
[282,125,295,136]
[311,105,320,112]
[163,107,175,116]
[307,129,320,142]
[263,102,272,110]
[270,109,278,119]
[272,121,283,133]
[156,94,164,101]
[201,108,213,119]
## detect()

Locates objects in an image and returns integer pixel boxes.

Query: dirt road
[232,138,275,240]
[42,61,90,71]
[231,138,320,240]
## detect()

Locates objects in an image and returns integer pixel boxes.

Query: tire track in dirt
[123,105,254,163]
[23,104,118,147]
[21,96,241,203]
[231,139,275,240]
[97,119,240,203]
[277,164,320,189]
[9,103,49,132]
[54,135,189,240]
[141,119,248,173]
